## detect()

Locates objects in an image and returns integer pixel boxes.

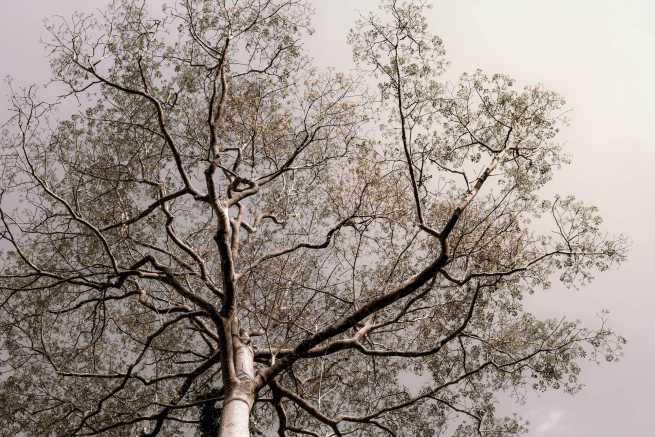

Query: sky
[1,1,652,436]
[305,1,655,434]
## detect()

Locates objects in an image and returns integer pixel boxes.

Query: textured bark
[218,396,252,437]
[218,327,255,437]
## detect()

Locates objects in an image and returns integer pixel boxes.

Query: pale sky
[307,2,654,434]
[1,1,653,436]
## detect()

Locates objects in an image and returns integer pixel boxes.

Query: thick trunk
[218,326,256,437]
[218,394,252,436]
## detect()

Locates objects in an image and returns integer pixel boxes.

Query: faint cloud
[535,410,565,434]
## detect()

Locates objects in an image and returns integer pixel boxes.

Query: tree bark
[218,327,256,437]
[218,395,252,436]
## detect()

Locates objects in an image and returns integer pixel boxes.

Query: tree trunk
[218,327,256,437]
[218,394,252,436]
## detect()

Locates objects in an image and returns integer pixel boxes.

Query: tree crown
[0,1,626,436]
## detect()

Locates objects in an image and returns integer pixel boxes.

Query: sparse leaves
[0,1,626,436]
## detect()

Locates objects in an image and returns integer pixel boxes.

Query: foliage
[0,0,626,436]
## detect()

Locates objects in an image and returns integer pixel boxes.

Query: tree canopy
[0,0,626,436]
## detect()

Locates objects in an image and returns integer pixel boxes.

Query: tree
[0,0,626,436]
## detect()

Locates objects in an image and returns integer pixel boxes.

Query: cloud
[535,410,565,434]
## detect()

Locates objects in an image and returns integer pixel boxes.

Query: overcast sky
[1,1,653,436]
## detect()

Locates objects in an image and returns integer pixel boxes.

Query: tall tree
[0,0,626,436]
